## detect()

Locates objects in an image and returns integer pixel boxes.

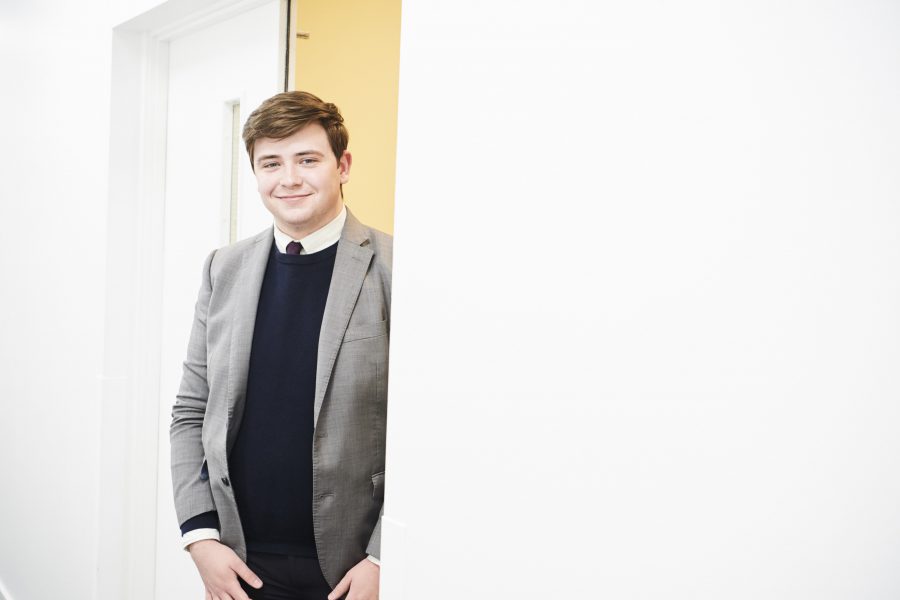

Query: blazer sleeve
[170,249,218,527]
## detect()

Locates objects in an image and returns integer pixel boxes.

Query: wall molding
[152,0,275,41]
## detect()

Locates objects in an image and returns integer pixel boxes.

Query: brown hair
[242,91,349,169]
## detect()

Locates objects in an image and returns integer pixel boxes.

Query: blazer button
[221,477,230,487]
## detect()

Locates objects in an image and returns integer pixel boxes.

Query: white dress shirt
[272,205,346,254]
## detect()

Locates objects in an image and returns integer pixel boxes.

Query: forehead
[253,122,330,156]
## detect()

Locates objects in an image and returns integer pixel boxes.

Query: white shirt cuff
[366,554,381,566]
[181,528,220,551]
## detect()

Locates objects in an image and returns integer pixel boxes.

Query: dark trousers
[239,552,334,600]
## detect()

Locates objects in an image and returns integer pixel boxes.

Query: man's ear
[339,150,352,184]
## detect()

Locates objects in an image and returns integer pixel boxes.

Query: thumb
[233,559,263,589]
[328,572,351,600]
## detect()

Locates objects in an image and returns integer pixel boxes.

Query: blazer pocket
[371,471,385,502]
[344,320,388,343]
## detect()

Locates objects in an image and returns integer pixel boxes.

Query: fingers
[234,560,264,589]
[215,575,253,600]
[208,590,246,600]
[206,580,250,600]
[229,584,252,600]
[328,572,351,600]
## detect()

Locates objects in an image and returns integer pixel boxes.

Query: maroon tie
[286,241,303,255]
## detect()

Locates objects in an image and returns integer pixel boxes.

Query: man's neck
[273,205,346,254]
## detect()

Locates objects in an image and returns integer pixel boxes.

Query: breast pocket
[343,320,388,343]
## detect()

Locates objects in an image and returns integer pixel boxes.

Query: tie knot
[286,241,303,255]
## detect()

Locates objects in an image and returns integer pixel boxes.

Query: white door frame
[100,1,291,598]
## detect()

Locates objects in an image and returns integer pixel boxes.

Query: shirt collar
[273,205,346,254]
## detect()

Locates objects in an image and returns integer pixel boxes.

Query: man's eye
[300,158,317,165]
[262,162,279,168]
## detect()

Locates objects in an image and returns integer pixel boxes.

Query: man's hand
[328,557,379,600]
[188,539,263,600]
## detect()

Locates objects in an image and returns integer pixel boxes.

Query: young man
[171,91,391,600]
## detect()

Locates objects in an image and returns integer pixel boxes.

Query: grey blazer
[170,210,391,587]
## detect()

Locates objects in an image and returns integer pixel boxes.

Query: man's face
[253,123,351,239]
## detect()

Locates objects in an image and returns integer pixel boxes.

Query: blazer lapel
[225,227,272,453]
[314,211,374,426]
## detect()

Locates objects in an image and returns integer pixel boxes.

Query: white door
[155,3,282,597]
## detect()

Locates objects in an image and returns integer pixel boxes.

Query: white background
[382,1,900,598]
[0,3,113,599]
[0,1,281,598]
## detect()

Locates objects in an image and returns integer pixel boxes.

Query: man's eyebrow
[255,150,324,165]
[255,153,280,165]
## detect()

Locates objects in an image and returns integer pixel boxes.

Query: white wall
[384,1,900,599]
[0,1,246,598]
[0,3,113,599]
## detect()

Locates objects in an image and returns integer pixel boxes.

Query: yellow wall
[294,0,401,235]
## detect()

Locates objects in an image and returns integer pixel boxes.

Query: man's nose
[280,165,303,187]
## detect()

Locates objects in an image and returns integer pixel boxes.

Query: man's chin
[277,214,326,236]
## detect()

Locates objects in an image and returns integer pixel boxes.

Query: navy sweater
[181,241,337,557]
